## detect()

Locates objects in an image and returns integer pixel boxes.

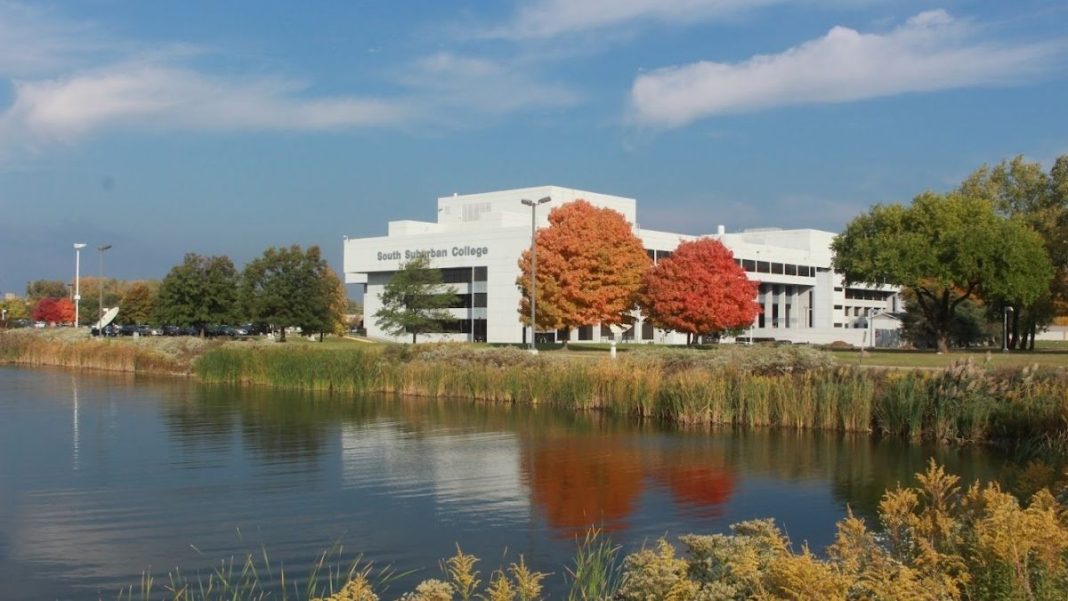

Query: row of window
[737,259,821,277]
[443,293,488,309]
[643,248,824,279]
[421,318,488,338]
[844,288,890,301]
[440,266,488,284]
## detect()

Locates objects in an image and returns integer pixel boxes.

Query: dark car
[91,324,119,337]
[204,324,236,337]
[242,323,270,336]
[162,325,182,336]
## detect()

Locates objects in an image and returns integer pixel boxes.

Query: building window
[440,268,470,284]
[785,264,797,276]
[743,259,756,272]
[579,325,593,341]
[474,266,488,281]
[757,261,770,273]
[645,249,655,262]
[642,321,654,340]
[772,263,784,275]
[474,293,487,308]
[427,318,487,335]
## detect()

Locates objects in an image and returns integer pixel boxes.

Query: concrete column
[763,284,773,328]
[790,286,800,329]
[781,286,790,328]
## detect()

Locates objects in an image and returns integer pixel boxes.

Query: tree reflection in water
[161,384,1007,540]
[521,436,646,537]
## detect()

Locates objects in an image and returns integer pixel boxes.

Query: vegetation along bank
[194,342,1068,455]
[4,329,1068,454]
[120,461,1068,601]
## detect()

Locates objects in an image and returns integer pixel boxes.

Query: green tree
[900,295,995,349]
[0,296,30,325]
[156,254,239,335]
[240,245,345,341]
[77,277,122,326]
[833,191,1052,353]
[26,280,68,300]
[120,280,159,325]
[959,154,1068,349]
[373,254,457,343]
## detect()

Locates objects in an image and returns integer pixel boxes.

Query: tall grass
[0,329,195,374]
[115,543,402,601]
[565,529,623,601]
[194,344,1068,452]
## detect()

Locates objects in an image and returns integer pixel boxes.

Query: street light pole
[96,244,112,328]
[520,196,551,353]
[1003,305,1014,352]
[74,243,86,327]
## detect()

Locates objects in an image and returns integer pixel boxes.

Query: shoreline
[4,329,1068,454]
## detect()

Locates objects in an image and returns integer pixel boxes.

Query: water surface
[0,366,1013,600]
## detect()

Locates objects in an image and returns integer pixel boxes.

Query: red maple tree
[517,199,650,335]
[639,238,759,343]
[32,297,75,325]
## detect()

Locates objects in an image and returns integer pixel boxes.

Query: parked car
[91,324,119,337]
[243,322,271,336]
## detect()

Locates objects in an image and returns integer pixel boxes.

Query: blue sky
[1,0,1066,295]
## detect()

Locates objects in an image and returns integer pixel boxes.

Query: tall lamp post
[96,244,112,328]
[520,196,551,353]
[1003,305,1014,352]
[73,243,86,327]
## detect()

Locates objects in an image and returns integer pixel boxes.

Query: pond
[0,366,1014,600]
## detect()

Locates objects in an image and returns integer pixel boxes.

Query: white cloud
[2,65,409,144]
[399,52,581,116]
[487,0,782,39]
[0,2,587,160]
[630,10,1063,127]
[0,1,110,77]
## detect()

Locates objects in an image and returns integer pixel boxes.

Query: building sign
[377,246,489,261]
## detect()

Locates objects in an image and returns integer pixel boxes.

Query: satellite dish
[94,307,119,329]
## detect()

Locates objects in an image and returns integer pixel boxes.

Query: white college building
[343,186,901,346]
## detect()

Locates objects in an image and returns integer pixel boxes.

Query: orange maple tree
[517,199,650,334]
[639,238,759,343]
[31,297,75,325]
